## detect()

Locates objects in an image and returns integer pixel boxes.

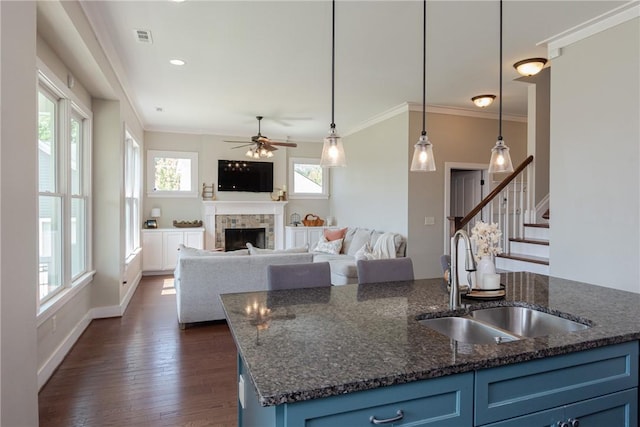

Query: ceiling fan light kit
[320,0,346,168]
[225,115,297,159]
[410,0,436,172]
[488,0,514,174]
[471,94,496,108]
[513,57,547,76]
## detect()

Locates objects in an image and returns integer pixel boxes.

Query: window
[288,157,329,199]
[125,133,141,258]
[146,150,198,197]
[38,70,91,303]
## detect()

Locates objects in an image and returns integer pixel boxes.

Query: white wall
[143,130,328,232]
[331,113,410,233]
[0,2,39,424]
[549,17,640,293]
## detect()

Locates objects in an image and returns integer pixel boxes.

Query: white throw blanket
[356,232,397,260]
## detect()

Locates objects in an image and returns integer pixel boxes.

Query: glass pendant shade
[410,133,436,172]
[488,138,514,173]
[320,127,346,167]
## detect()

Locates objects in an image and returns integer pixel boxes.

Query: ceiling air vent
[134,29,153,44]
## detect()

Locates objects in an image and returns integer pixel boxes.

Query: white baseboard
[38,311,92,390]
[37,272,143,389]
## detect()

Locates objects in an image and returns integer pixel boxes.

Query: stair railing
[448,155,534,254]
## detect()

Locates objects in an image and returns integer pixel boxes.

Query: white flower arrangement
[470,220,503,260]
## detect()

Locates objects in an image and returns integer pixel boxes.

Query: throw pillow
[324,227,347,242]
[313,236,343,255]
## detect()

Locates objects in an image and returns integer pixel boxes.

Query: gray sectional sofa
[173,227,406,327]
[174,246,313,326]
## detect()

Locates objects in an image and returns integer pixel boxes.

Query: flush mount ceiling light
[471,94,496,108]
[488,0,514,174]
[169,59,186,66]
[410,0,436,172]
[513,57,547,76]
[320,0,346,168]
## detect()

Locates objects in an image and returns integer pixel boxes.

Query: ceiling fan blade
[268,142,298,147]
[230,143,255,149]
[225,139,251,144]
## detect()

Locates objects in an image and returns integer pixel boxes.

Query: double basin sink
[419,306,590,344]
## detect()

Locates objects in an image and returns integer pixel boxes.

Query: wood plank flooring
[38,275,238,427]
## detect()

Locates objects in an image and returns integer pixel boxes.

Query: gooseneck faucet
[449,229,477,310]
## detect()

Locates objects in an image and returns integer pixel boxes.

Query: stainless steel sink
[469,306,590,338]
[418,317,520,344]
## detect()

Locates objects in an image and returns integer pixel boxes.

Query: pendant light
[320,0,346,168]
[410,0,436,172]
[488,0,514,174]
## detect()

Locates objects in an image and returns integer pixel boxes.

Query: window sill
[288,194,330,200]
[37,270,96,326]
[125,247,142,265]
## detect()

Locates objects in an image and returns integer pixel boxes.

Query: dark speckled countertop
[220,272,640,407]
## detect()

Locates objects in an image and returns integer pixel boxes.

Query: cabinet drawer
[285,372,473,427]
[475,341,639,425]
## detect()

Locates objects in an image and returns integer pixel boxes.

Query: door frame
[443,162,490,254]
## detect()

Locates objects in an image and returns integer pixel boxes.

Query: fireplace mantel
[201,201,288,249]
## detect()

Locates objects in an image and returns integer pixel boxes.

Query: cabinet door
[163,232,185,270]
[142,232,163,271]
[184,230,204,249]
[287,227,309,249]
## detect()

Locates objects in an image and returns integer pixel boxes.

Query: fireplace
[225,228,266,251]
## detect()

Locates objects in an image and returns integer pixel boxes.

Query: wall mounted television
[217,160,274,193]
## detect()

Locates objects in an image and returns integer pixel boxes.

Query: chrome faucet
[449,229,477,310]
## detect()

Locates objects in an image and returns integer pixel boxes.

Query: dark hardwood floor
[38,275,238,427]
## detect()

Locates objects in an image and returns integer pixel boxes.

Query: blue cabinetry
[239,341,639,427]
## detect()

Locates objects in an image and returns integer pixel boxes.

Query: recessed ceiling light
[156,107,164,112]
[171,0,186,2]
[169,59,186,66]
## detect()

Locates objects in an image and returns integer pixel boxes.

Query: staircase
[496,222,549,275]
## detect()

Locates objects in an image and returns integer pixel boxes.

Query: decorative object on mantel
[202,183,215,200]
[302,214,324,227]
[290,213,301,226]
[270,185,288,201]
[173,220,203,228]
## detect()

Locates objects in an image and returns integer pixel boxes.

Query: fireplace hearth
[225,228,266,251]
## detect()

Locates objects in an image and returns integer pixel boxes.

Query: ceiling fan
[225,116,297,159]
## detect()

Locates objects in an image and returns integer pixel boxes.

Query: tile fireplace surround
[201,201,288,250]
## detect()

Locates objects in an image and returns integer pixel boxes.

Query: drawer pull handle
[370,409,404,424]
[568,419,580,427]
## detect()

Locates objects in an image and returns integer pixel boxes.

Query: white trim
[541,2,639,57]
[443,162,490,254]
[119,270,142,315]
[288,157,329,199]
[146,149,199,198]
[38,311,93,390]
[346,102,527,137]
[36,58,91,115]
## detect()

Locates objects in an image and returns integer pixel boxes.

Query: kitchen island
[220,272,640,426]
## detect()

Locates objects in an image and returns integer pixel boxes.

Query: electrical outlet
[238,374,246,409]
[52,315,57,333]
[424,216,435,225]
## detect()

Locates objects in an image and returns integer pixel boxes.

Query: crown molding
[344,102,526,136]
[540,1,639,59]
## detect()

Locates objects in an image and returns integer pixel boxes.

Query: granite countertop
[220,272,640,407]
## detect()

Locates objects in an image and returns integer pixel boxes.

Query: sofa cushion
[345,228,374,256]
[246,242,308,255]
[178,244,248,257]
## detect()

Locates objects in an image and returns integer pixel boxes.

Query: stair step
[497,253,549,266]
[524,223,549,228]
[509,238,549,246]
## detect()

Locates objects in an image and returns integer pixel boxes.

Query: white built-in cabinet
[285,226,336,250]
[142,228,204,273]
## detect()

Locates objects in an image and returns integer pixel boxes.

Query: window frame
[37,62,93,306]
[146,150,199,198]
[288,157,330,199]
[125,132,141,259]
